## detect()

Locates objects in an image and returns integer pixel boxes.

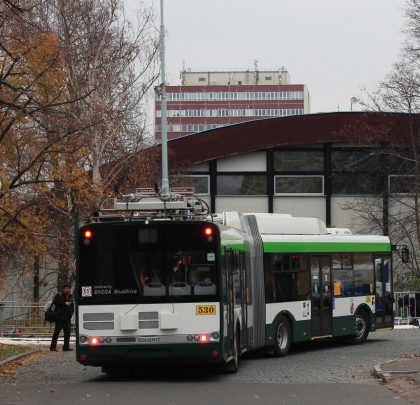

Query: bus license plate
[196,305,216,315]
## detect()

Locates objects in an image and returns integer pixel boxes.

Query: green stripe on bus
[263,242,391,253]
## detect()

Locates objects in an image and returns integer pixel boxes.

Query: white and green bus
[75,197,393,373]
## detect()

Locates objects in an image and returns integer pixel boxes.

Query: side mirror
[401,247,410,264]
[392,244,410,264]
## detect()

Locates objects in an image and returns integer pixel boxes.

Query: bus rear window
[78,222,219,303]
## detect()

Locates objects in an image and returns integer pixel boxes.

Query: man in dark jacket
[50,283,74,352]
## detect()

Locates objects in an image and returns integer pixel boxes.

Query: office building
[155,63,310,140]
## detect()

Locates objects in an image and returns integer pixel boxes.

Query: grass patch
[0,343,32,361]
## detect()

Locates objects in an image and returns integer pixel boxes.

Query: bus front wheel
[347,311,369,345]
[273,315,292,357]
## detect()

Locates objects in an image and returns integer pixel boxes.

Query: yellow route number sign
[196,305,217,315]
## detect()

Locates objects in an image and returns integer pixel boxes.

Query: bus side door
[374,255,393,329]
[310,255,332,336]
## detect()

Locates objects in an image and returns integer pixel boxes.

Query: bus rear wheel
[347,311,369,345]
[273,315,291,357]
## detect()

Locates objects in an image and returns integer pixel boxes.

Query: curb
[0,349,42,368]
[373,361,420,384]
[373,364,392,383]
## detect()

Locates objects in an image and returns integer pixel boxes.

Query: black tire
[347,311,369,345]
[273,315,292,357]
[225,329,240,373]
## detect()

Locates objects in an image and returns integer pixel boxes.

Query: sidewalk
[372,325,420,381]
[0,336,76,367]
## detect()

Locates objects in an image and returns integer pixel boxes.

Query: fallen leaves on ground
[385,376,420,405]
[0,349,51,377]
[0,343,32,361]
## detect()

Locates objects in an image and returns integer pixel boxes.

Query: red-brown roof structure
[167,112,419,165]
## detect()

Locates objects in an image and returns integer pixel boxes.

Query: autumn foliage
[0,0,161,298]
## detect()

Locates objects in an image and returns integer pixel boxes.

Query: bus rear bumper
[77,342,223,367]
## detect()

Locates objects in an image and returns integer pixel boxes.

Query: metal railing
[0,301,75,337]
[394,291,420,325]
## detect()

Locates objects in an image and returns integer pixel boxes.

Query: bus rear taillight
[186,334,211,342]
[90,337,99,345]
[204,227,213,236]
[82,230,93,245]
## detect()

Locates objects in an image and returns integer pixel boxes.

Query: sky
[125,0,406,114]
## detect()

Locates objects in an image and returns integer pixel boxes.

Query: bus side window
[376,263,382,282]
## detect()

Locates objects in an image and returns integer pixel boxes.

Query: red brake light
[204,227,213,236]
[90,337,99,345]
[200,334,208,342]
[84,230,92,238]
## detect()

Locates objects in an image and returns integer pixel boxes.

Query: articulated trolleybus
[76,189,393,373]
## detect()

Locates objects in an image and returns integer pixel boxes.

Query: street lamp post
[159,0,169,198]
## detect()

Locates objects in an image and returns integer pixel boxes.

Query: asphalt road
[1,328,419,405]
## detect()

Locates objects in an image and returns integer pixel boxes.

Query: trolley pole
[160,0,169,198]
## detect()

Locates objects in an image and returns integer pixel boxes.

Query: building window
[265,76,272,80]
[389,175,414,194]
[169,175,209,195]
[255,109,266,116]
[331,175,382,195]
[332,150,377,172]
[275,176,323,195]
[217,175,266,195]
[199,77,205,81]
[191,175,210,194]
[274,151,324,171]
[291,91,303,99]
